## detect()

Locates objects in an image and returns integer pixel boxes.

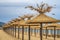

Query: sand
[15,32,60,40]
[0,30,18,40]
[0,30,60,40]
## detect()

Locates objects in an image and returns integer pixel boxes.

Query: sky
[0,0,60,23]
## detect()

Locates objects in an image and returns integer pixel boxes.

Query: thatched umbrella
[5,18,22,38]
[3,24,9,28]
[6,21,16,36]
[10,15,35,39]
[10,17,31,39]
[3,21,12,28]
[18,15,40,40]
[3,23,12,35]
[11,18,23,38]
[44,23,60,40]
[25,3,60,40]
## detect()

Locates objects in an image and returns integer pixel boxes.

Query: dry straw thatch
[28,14,60,23]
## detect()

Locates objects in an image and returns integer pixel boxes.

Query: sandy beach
[0,30,18,40]
[0,30,60,40]
[15,32,60,40]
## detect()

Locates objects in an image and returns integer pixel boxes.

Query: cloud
[0,0,60,23]
[0,0,42,4]
[0,0,35,3]
[0,0,21,3]
[0,3,28,7]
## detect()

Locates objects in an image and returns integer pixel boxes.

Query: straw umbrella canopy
[3,21,12,27]
[44,23,60,29]
[3,23,11,30]
[3,24,9,28]
[14,15,40,40]
[8,15,39,28]
[9,18,22,26]
[28,14,60,23]
[18,15,40,28]
[25,3,60,40]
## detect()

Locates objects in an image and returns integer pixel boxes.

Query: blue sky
[0,0,60,23]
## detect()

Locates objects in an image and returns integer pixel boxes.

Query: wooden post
[15,26,16,37]
[13,27,14,36]
[54,27,56,40]
[28,25,30,40]
[46,27,48,39]
[40,23,43,40]
[30,28,32,36]
[22,26,24,40]
[18,26,20,39]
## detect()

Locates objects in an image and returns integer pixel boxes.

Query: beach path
[0,30,18,40]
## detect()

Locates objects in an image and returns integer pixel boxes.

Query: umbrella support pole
[46,27,48,39]
[28,25,30,40]
[54,27,56,40]
[15,26,16,37]
[13,27,14,36]
[22,26,24,40]
[40,23,43,40]
[18,26,20,39]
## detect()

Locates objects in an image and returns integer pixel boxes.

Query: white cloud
[0,0,34,3]
[0,0,42,4]
[0,0,30,3]
[0,0,57,5]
